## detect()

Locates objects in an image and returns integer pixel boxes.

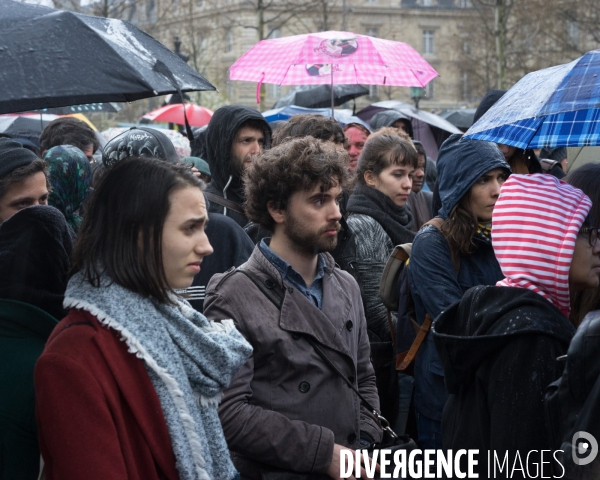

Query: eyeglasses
[579,227,600,247]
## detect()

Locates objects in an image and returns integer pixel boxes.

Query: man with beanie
[203,105,272,227]
[0,138,49,223]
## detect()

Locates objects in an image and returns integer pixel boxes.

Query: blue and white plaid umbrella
[465,50,600,149]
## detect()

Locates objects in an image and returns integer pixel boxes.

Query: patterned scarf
[475,223,492,244]
[44,145,92,233]
[64,271,253,480]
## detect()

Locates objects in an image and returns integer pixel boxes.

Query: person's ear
[364,170,378,187]
[267,201,285,225]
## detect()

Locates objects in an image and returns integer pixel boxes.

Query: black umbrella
[438,108,476,132]
[0,0,215,114]
[273,85,369,109]
[0,114,58,147]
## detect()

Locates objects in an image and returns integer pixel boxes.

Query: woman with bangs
[408,134,511,449]
[346,133,418,433]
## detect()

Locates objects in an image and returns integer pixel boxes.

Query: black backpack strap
[203,191,245,215]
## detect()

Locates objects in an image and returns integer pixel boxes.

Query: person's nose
[402,176,412,192]
[329,201,342,222]
[195,232,214,258]
[348,145,359,158]
[491,178,503,197]
[250,140,262,155]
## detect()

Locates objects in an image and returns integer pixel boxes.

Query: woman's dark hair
[355,134,418,186]
[565,163,600,325]
[245,137,348,232]
[71,156,203,303]
[441,199,479,256]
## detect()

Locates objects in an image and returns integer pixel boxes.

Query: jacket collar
[246,246,353,358]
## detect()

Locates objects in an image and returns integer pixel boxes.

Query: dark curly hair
[355,134,418,186]
[272,114,345,147]
[244,137,349,232]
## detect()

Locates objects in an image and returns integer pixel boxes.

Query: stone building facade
[150,0,478,110]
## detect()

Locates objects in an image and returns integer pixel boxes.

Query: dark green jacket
[0,299,57,480]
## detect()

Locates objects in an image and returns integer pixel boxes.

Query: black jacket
[187,212,254,312]
[204,105,272,227]
[432,285,575,477]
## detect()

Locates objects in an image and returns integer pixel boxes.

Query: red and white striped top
[492,174,592,316]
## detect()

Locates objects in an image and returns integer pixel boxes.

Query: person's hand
[326,443,380,480]
[190,166,201,178]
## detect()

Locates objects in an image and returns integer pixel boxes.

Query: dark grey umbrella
[0,0,215,114]
[273,85,369,109]
[438,108,476,131]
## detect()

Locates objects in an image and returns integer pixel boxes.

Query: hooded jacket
[204,106,272,227]
[432,175,591,471]
[0,206,73,480]
[408,134,511,422]
[368,110,414,138]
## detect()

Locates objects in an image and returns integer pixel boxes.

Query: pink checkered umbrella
[229,31,438,108]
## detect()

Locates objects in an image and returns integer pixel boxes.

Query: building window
[463,41,470,54]
[459,0,470,6]
[226,82,234,99]
[423,30,434,55]
[225,28,233,53]
[422,0,432,6]
[268,84,281,98]
[268,27,281,39]
[369,85,379,98]
[461,72,469,100]
[366,27,378,37]
[425,79,434,99]
[567,20,579,47]
[366,0,376,3]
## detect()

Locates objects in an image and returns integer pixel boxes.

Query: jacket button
[347,433,357,444]
[348,376,355,385]
[298,381,310,393]
[291,332,301,340]
[264,279,275,289]
[346,320,353,331]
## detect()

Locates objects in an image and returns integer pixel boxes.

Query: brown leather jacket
[204,246,382,479]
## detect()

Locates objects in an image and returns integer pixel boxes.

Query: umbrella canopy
[142,104,214,127]
[0,113,59,146]
[0,0,215,114]
[230,31,437,110]
[262,105,371,130]
[37,103,122,114]
[356,101,461,160]
[464,50,600,149]
[273,85,369,109]
[438,108,476,131]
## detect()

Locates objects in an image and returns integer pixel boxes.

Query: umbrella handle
[256,73,265,104]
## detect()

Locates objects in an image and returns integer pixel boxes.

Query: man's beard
[284,210,340,256]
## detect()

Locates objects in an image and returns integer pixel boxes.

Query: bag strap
[397,314,432,371]
[233,267,397,440]
[203,191,245,215]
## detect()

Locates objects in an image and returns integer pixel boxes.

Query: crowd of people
[0,89,599,480]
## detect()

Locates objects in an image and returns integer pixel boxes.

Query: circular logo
[318,38,358,58]
[573,431,599,466]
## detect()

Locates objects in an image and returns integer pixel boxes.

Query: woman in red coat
[35,157,252,480]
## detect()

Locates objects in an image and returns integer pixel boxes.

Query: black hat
[102,127,179,168]
[0,137,40,180]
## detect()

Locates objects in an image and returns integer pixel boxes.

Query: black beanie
[0,137,40,180]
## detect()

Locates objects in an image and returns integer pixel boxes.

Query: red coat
[35,309,180,480]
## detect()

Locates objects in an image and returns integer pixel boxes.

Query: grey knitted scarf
[64,271,253,480]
